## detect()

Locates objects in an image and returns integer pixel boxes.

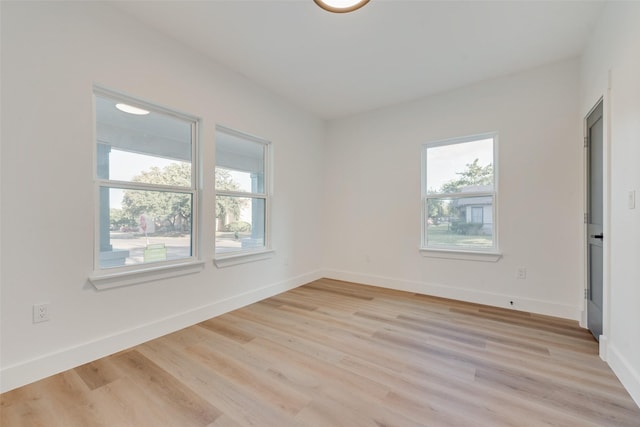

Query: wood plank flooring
[2,278,639,426]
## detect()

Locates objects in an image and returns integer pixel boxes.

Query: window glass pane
[215,196,265,254]
[96,94,192,184]
[426,138,493,194]
[471,206,483,224]
[215,130,265,194]
[99,188,192,268]
[216,167,263,194]
[425,196,494,249]
[103,148,191,185]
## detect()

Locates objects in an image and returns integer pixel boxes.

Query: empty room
[1,1,639,425]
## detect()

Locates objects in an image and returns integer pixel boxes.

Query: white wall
[322,59,583,319]
[580,1,640,407]
[0,2,324,392]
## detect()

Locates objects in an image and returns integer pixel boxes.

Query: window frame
[214,125,273,266]
[90,87,203,287]
[420,132,501,261]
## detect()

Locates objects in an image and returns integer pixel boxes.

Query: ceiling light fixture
[313,0,370,13]
[115,103,150,115]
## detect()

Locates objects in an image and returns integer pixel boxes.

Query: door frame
[583,92,611,360]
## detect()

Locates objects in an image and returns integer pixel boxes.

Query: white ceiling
[111,0,605,120]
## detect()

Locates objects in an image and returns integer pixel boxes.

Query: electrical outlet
[33,303,50,323]
[517,267,526,280]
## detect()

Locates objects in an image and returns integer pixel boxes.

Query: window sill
[214,249,275,268]
[420,248,502,262]
[89,260,205,290]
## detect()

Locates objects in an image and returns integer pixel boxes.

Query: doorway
[586,100,603,341]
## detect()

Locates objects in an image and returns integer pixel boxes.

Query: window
[93,88,199,274]
[215,126,270,258]
[471,206,484,224]
[421,133,497,253]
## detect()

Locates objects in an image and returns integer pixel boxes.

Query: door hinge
[584,288,589,299]
[584,136,589,148]
[584,213,588,224]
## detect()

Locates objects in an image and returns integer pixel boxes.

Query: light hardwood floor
[2,278,639,426]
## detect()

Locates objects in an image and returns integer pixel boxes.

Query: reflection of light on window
[115,103,149,115]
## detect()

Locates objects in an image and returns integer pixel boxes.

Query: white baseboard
[599,334,609,361]
[579,308,587,329]
[0,269,583,393]
[607,343,640,408]
[0,270,322,393]
[322,269,581,320]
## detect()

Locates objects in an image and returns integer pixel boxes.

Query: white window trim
[214,249,276,268]
[91,86,201,287]
[420,248,502,262]
[214,125,272,265]
[89,260,205,290]
[420,132,501,259]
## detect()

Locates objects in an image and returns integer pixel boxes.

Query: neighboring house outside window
[471,205,485,226]
[421,133,498,253]
[93,88,199,276]
[215,126,271,259]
